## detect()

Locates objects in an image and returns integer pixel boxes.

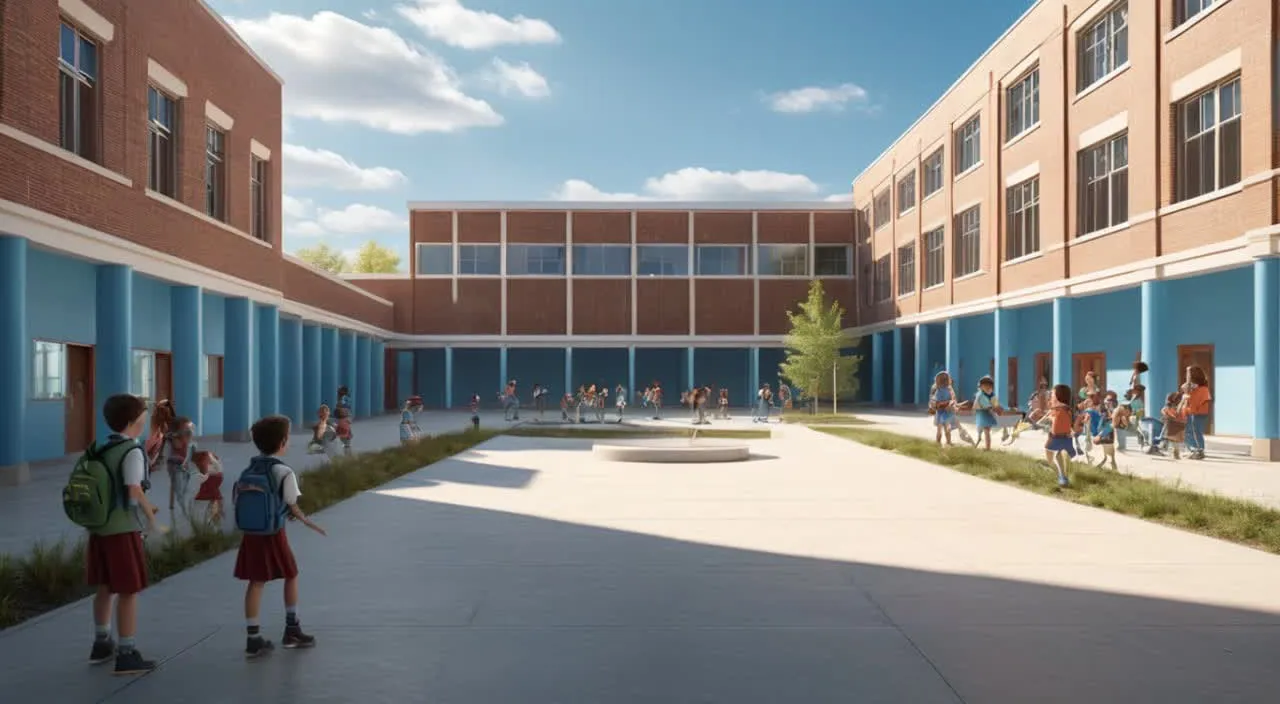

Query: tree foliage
[294,243,348,274]
[349,241,402,273]
[778,279,861,400]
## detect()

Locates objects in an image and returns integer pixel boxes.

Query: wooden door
[65,345,94,454]
[1177,344,1215,435]
[1006,356,1019,407]
[1033,352,1052,388]
[155,352,173,405]
[1073,352,1106,398]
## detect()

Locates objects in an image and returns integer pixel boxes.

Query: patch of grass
[506,426,771,440]
[0,430,496,630]
[781,413,869,426]
[820,427,1280,554]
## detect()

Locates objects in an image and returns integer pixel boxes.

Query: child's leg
[93,585,113,646]
[243,580,275,656]
[1051,452,1070,485]
[983,428,992,450]
[1103,443,1117,469]
[935,424,942,443]
[282,577,316,647]
[115,592,138,647]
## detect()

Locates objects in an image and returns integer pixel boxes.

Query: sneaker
[282,625,316,649]
[113,649,157,676]
[89,638,115,665]
[245,637,275,659]
[1057,475,1070,488]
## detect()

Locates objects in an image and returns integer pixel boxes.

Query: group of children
[305,386,356,456]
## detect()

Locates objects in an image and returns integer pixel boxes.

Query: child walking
[972,376,1001,450]
[233,415,327,658]
[1093,392,1119,470]
[1161,391,1188,459]
[1042,385,1077,487]
[929,371,956,446]
[400,398,423,444]
[615,384,627,422]
[716,388,730,420]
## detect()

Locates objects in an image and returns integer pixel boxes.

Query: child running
[615,384,627,421]
[972,376,1001,450]
[1043,384,1077,488]
[1093,392,1119,471]
[929,371,956,446]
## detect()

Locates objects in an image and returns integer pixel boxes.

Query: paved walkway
[3,423,1280,701]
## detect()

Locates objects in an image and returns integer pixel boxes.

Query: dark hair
[152,400,176,434]
[1051,384,1072,405]
[1166,392,1182,406]
[337,385,349,396]
[251,415,291,455]
[103,394,147,433]
[170,416,194,437]
[1187,365,1208,386]
[978,376,994,387]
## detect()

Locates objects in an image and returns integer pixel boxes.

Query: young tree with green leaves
[294,243,348,274]
[349,241,402,273]
[778,280,861,408]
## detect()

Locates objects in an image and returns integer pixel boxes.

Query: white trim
[0,124,132,188]
[1158,183,1243,217]
[1003,122,1040,149]
[1077,111,1128,149]
[1001,251,1044,268]
[1004,161,1040,187]
[409,201,854,212]
[340,273,410,280]
[897,206,916,218]
[1171,48,1242,102]
[1003,50,1040,85]
[953,270,987,284]
[194,0,284,85]
[1070,0,1123,31]
[1242,168,1280,188]
[921,218,946,234]
[144,189,268,249]
[282,254,394,306]
[952,198,982,216]
[204,101,234,131]
[1074,63,1131,103]
[1166,0,1234,42]
[387,334,787,349]
[147,59,188,99]
[249,139,271,161]
[953,161,984,184]
[58,0,114,42]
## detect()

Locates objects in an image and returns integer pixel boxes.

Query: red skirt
[234,530,299,582]
[194,474,223,501]
[85,532,149,595]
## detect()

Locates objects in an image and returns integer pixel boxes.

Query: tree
[295,243,348,274]
[349,241,402,273]
[778,279,861,405]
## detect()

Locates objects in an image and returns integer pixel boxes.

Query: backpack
[62,439,133,529]
[233,457,288,536]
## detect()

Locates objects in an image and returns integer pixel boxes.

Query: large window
[1175,0,1216,28]
[636,245,688,276]
[203,355,224,399]
[953,206,981,277]
[873,189,891,230]
[757,244,807,276]
[923,149,944,197]
[573,245,631,276]
[250,156,268,241]
[923,227,945,288]
[1176,77,1241,202]
[873,255,892,302]
[1006,178,1041,261]
[205,127,226,222]
[1007,67,1040,140]
[897,243,915,296]
[32,341,66,400]
[58,23,98,161]
[814,245,851,276]
[1078,3,1128,92]
[131,350,155,401]
[507,245,565,275]
[897,172,916,215]
[416,244,453,275]
[954,114,981,174]
[1078,132,1129,235]
[459,244,501,275]
[147,86,177,196]
[695,245,748,276]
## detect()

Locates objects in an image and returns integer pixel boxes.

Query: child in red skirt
[86,394,161,675]
[190,449,224,524]
[235,415,327,658]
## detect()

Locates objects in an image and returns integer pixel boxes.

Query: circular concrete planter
[592,439,750,463]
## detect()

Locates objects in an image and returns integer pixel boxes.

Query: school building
[848,0,1280,459]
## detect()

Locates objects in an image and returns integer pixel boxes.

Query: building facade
[850,0,1280,459]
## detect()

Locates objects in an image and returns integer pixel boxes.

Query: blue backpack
[233,456,288,535]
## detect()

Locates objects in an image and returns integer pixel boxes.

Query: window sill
[897,206,916,219]
[1071,220,1130,246]
[922,189,942,205]
[953,161,984,184]
[897,291,916,301]
[923,283,946,292]
[952,270,987,284]
[1074,63,1131,104]
[1001,251,1044,267]
[874,223,891,233]
[144,190,271,248]
[1159,183,1243,217]
[1003,122,1041,149]
[814,274,855,279]
[1166,0,1232,43]
[0,123,133,188]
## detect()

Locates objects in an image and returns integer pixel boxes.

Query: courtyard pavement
[3,421,1280,701]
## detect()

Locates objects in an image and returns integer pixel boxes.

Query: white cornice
[408,201,855,212]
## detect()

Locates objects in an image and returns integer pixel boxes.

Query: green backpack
[62,439,131,529]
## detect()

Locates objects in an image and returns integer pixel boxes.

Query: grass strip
[0,429,498,630]
[780,413,869,426]
[506,426,771,440]
[818,426,1280,554]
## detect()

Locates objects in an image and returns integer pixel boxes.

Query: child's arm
[122,449,160,528]
[281,470,326,536]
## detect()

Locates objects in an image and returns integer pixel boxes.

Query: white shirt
[270,462,303,506]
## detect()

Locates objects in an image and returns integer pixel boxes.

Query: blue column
[628,346,636,400]
[871,332,886,404]
[280,317,303,427]
[1140,280,1169,410]
[993,308,1017,404]
[1254,259,1280,455]
[396,351,413,406]
[0,237,28,476]
[95,265,133,441]
[372,341,385,413]
[749,347,760,398]
[913,324,930,406]
[499,346,509,389]
[563,347,572,396]
[223,297,253,442]
[256,304,279,417]
[944,318,961,389]
[320,327,337,406]
[686,347,695,388]
[892,327,906,405]
[1052,297,1073,387]
[302,324,321,420]
[444,346,454,409]
[355,335,371,418]
[339,331,356,406]
[171,286,203,433]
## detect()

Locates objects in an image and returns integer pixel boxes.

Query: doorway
[1177,344,1215,435]
[1033,352,1052,387]
[384,348,398,412]
[1006,356,1018,407]
[155,352,173,404]
[1073,352,1106,397]
[65,344,94,454]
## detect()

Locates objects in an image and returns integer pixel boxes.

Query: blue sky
[209,0,1034,267]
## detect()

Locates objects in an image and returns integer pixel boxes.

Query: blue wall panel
[451,347,499,408]
[508,348,565,397]
[1166,268,1253,435]
[849,335,872,402]
[758,347,786,389]
[572,348,628,392]
[395,351,414,408]
[634,347,686,397]
[956,313,994,395]
[1013,303,1053,403]
[414,349,446,408]
[131,275,171,352]
[27,249,95,345]
[694,348,749,406]
[200,292,225,436]
[1072,288,1141,393]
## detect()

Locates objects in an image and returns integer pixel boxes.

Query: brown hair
[103,394,147,433]
[152,399,176,435]
[1051,384,1072,406]
[1187,365,1208,387]
[251,415,291,455]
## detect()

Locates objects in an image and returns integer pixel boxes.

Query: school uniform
[1044,407,1078,457]
[234,460,302,583]
[85,434,150,595]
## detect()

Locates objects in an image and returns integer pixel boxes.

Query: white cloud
[284,200,408,239]
[766,83,872,114]
[824,192,851,203]
[395,0,561,50]
[552,167,827,202]
[227,11,501,134]
[283,144,408,191]
[479,58,550,98]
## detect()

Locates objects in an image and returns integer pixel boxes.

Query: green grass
[781,412,869,426]
[819,427,1280,554]
[0,430,497,630]
[507,426,771,440]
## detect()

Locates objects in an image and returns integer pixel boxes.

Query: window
[457,244,501,275]
[695,245,749,276]
[203,355,224,399]
[873,190,891,229]
[757,244,807,276]
[1007,68,1040,140]
[862,263,873,303]
[147,87,177,196]
[923,149,944,197]
[573,245,631,276]
[923,227,946,288]
[1077,132,1129,235]
[636,245,688,276]
[416,244,453,275]
[1078,3,1128,92]
[32,341,66,399]
[1006,178,1041,261]
[507,245,565,275]
[955,115,981,174]
[897,243,915,296]
[58,23,98,161]
[814,245,851,276]
[1175,0,1216,27]
[873,255,892,302]
[897,172,916,215]
[1176,77,1241,202]
[953,207,981,277]
[250,157,268,241]
[131,350,155,400]
[204,127,226,221]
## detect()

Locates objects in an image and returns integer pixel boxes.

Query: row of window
[58,21,271,242]
[415,243,854,277]
[32,341,223,401]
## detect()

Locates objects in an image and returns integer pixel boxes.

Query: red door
[155,352,173,404]
[65,345,94,454]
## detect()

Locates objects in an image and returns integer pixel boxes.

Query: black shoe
[89,638,115,665]
[282,625,316,649]
[245,636,275,659]
[113,649,157,675]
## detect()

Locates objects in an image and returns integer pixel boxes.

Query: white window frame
[131,349,155,401]
[922,149,944,197]
[1174,0,1216,28]
[506,244,565,276]
[415,243,453,275]
[873,255,892,302]
[1006,177,1040,261]
[814,245,852,277]
[873,189,892,230]
[923,226,946,288]
[636,245,689,276]
[897,243,915,296]
[896,171,916,215]
[694,244,749,276]
[572,244,632,276]
[32,340,67,400]
[147,86,178,196]
[1006,67,1040,140]
[756,244,808,277]
[204,125,226,222]
[458,243,501,275]
[250,156,268,242]
[1077,2,1128,93]
[58,22,98,161]
[954,115,981,174]
[1077,132,1129,236]
[1175,76,1242,203]
[953,206,981,277]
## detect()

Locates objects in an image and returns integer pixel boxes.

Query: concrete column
[444,346,454,409]
[628,346,636,400]
[320,327,337,407]
[944,318,961,387]
[563,347,572,396]
[280,317,303,427]
[892,327,906,405]
[913,324,930,406]
[171,286,203,433]
[499,345,509,389]
[223,297,253,442]
[355,335,371,418]
[95,265,133,441]
[256,304,279,417]
[686,347,695,388]
[871,331,886,404]
[1254,259,1280,460]
[993,308,1017,404]
[1052,297,1073,387]
[372,340,385,413]
[0,237,28,483]
[1140,280,1170,408]
[302,324,321,420]
[339,331,356,407]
